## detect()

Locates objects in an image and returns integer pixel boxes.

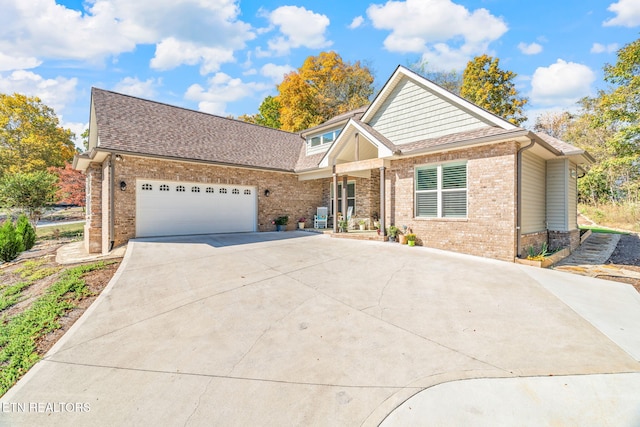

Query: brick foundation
[520,231,548,258]
[549,229,581,252]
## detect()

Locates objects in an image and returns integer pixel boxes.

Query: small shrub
[15,215,36,251]
[0,220,22,262]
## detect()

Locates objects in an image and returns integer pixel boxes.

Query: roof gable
[361,66,517,146]
[90,88,305,172]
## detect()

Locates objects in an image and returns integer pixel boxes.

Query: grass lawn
[579,225,630,235]
[36,222,84,241]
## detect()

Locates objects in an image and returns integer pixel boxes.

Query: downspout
[516,139,535,259]
[109,153,115,251]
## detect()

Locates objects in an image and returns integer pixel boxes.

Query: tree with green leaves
[16,214,36,251]
[0,93,76,176]
[460,54,528,125]
[0,220,21,262]
[239,96,282,129]
[276,51,374,132]
[0,170,59,226]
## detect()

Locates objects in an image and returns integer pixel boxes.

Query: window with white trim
[330,182,355,216]
[415,162,467,218]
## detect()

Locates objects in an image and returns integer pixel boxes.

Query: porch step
[330,231,386,242]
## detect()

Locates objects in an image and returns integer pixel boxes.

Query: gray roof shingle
[92,88,305,172]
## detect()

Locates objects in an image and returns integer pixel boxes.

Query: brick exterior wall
[83,141,540,263]
[86,155,324,251]
[84,164,103,254]
[385,141,519,261]
[101,161,111,253]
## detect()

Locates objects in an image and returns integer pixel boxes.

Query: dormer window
[306,128,341,155]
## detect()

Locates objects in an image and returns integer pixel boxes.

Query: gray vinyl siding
[368,77,488,145]
[546,158,568,231]
[568,161,578,230]
[521,151,546,233]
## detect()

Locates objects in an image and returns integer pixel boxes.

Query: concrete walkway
[1,233,639,425]
[554,232,640,281]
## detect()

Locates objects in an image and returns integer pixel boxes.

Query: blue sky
[1,0,639,148]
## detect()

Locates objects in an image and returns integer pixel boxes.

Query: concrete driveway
[2,232,640,426]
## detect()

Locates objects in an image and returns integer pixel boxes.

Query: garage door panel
[136,180,257,237]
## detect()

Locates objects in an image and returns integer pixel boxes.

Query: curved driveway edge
[1,232,639,426]
[381,372,640,426]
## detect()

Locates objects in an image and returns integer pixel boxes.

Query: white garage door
[136,179,257,237]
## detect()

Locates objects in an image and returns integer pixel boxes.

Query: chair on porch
[314,207,328,229]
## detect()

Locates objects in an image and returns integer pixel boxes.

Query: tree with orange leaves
[276,52,374,132]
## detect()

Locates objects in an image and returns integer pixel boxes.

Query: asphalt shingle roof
[534,132,586,156]
[394,126,522,154]
[92,88,305,172]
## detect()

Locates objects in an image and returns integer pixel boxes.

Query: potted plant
[358,219,366,231]
[298,217,306,229]
[406,233,416,246]
[274,215,288,231]
[399,225,408,244]
[387,225,399,242]
[338,219,348,233]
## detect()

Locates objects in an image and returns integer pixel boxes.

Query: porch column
[332,172,338,233]
[341,175,348,224]
[379,166,385,236]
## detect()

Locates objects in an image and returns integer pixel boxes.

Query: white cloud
[517,42,543,55]
[0,70,77,113]
[367,0,507,70]
[348,16,365,29]
[604,0,640,27]
[113,77,160,98]
[0,0,254,71]
[184,73,271,116]
[530,59,596,107]
[260,63,294,84]
[0,52,41,72]
[150,38,236,75]
[60,119,89,149]
[265,6,331,56]
[590,42,619,53]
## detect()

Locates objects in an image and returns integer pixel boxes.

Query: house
[73,66,593,262]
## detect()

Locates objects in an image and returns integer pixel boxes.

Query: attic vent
[232,188,240,195]
[206,187,215,193]
[176,185,185,192]
[160,184,170,192]
[142,184,152,191]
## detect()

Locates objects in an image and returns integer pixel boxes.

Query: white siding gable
[367,77,489,145]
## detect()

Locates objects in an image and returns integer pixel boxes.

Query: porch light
[264,189,270,197]
[120,181,127,191]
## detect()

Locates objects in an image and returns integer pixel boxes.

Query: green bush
[16,214,36,251]
[0,220,22,262]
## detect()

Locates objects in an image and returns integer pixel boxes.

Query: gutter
[516,139,536,259]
